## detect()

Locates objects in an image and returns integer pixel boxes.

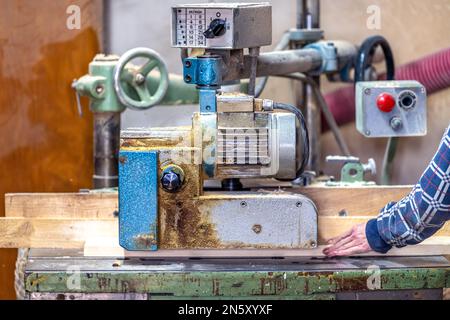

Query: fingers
[323,222,371,257]
[327,228,353,245]
[324,239,360,257]
[328,244,371,257]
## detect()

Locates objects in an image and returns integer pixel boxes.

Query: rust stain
[30,275,47,287]
[121,137,184,148]
[159,199,220,249]
[212,279,220,296]
[335,275,369,291]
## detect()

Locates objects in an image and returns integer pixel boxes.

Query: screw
[135,73,146,85]
[310,241,317,248]
[296,201,302,208]
[185,60,192,68]
[240,201,247,208]
[185,75,192,83]
[338,209,348,217]
[205,105,211,111]
[119,156,127,164]
[364,88,371,95]
[365,130,371,136]
[252,224,262,234]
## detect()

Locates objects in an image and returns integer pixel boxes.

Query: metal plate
[356,81,427,137]
[202,194,318,249]
[119,150,159,251]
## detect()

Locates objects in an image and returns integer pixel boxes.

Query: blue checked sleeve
[366,125,450,253]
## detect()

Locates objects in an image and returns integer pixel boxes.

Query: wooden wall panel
[0,0,102,299]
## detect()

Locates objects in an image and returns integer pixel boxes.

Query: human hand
[323,222,372,257]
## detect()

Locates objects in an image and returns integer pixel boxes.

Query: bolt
[252,224,262,234]
[365,130,371,136]
[185,75,192,83]
[95,85,104,94]
[135,73,146,85]
[240,201,247,208]
[364,88,371,95]
[161,170,183,193]
[296,201,302,208]
[310,241,317,248]
[205,105,211,111]
[185,60,192,68]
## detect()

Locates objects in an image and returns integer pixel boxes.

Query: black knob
[161,170,182,192]
[204,19,226,39]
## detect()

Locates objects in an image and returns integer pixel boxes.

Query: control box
[355,81,427,137]
[171,3,272,49]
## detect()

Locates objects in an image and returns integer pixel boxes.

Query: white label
[175,8,233,48]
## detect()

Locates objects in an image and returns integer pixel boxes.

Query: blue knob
[161,170,183,192]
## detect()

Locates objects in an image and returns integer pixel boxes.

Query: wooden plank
[0,218,117,249]
[0,217,448,251]
[4,185,412,218]
[303,185,411,216]
[5,192,118,218]
[83,237,450,258]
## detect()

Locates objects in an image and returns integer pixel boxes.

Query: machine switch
[376,92,396,113]
[204,19,226,38]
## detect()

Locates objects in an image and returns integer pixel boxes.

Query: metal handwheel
[113,47,169,110]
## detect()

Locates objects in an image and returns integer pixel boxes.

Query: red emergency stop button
[376,92,396,113]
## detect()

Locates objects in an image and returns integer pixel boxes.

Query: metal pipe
[255,31,291,97]
[306,0,320,28]
[222,49,322,82]
[247,47,260,96]
[298,0,321,174]
[296,0,307,29]
[102,0,111,54]
[93,112,120,188]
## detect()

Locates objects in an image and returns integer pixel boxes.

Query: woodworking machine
[75,2,427,253]
[12,0,447,302]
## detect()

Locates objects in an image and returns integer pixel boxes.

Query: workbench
[22,249,449,300]
[2,188,448,300]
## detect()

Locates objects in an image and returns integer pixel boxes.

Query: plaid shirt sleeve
[366,125,450,253]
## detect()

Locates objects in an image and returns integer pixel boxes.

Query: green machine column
[74,54,124,188]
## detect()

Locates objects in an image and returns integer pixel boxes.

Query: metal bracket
[326,156,376,185]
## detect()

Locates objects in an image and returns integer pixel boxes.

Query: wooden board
[83,237,450,258]
[0,216,448,252]
[4,185,412,218]
[2,187,449,256]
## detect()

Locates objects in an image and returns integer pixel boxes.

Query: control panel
[356,81,427,137]
[171,3,272,49]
